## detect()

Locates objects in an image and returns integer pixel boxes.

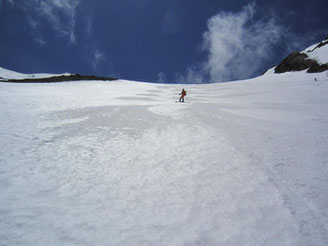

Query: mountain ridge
[3,74,117,83]
[0,67,117,83]
[275,36,328,74]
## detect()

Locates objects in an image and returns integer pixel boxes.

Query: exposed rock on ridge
[275,37,328,74]
[2,74,117,83]
[275,52,328,73]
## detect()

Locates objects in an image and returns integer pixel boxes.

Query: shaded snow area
[1,72,328,246]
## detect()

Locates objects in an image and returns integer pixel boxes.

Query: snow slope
[0,66,71,80]
[303,38,328,64]
[1,71,328,245]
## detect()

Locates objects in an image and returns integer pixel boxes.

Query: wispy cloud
[7,0,80,44]
[5,0,113,75]
[3,0,12,5]
[204,3,283,82]
[85,17,92,36]
[39,0,80,43]
[91,50,107,71]
[157,72,167,83]
[177,3,315,83]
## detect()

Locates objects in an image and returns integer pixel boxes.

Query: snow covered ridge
[304,37,328,63]
[275,36,328,74]
[0,67,117,83]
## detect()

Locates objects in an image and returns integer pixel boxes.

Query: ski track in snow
[0,73,328,245]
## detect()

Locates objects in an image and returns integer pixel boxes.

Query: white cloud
[204,3,284,82]
[178,3,289,83]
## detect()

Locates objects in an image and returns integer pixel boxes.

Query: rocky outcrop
[275,52,312,73]
[274,36,328,74]
[274,52,328,74]
[307,63,328,73]
[3,74,117,83]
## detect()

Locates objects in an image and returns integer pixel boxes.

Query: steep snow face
[1,72,328,245]
[303,38,328,64]
[0,66,71,80]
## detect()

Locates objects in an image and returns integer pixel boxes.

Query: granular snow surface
[1,72,328,245]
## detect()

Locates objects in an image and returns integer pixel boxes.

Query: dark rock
[307,63,328,73]
[275,52,328,74]
[275,52,309,73]
[4,74,118,83]
[274,36,328,74]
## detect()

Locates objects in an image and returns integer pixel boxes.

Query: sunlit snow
[1,71,328,245]
[303,39,328,64]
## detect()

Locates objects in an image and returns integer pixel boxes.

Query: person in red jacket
[179,88,187,102]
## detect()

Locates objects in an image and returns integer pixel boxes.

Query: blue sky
[0,0,327,83]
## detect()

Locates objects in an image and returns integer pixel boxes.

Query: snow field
[1,71,328,245]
